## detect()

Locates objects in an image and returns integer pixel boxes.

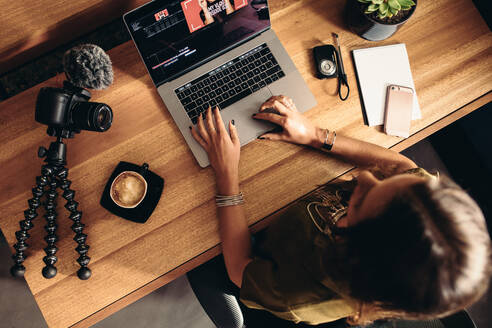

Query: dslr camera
[35,81,113,137]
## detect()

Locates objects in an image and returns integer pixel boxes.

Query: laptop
[124,0,316,167]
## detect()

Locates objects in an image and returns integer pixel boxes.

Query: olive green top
[239,168,436,325]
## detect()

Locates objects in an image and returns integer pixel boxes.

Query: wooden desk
[0,0,491,327]
[0,0,149,74]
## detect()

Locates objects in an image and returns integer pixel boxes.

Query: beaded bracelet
[215,192,244,207]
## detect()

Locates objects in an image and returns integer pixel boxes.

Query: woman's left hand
[191,106,241,195]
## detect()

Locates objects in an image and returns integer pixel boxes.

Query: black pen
[333,33,349,100]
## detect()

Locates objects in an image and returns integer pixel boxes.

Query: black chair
[187,256,479,328]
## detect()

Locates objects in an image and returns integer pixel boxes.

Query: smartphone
[384,85,414,138]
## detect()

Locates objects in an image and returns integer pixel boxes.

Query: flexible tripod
[10,128,91,280]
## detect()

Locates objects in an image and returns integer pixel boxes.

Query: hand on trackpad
[253,95,317,145]
[261,107,280,115]
[258,107,283,132]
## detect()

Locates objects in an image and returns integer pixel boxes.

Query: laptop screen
[125,0,271,86]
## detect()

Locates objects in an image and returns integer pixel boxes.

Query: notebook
[352,44,421,126]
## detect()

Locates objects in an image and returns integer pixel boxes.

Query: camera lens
[92,104,113,131]
[70,102,113,132]
[97,110,111,128]
[319,59,336,76]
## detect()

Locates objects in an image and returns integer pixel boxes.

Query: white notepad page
[352,44,421,126]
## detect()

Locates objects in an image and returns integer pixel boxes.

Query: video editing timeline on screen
[152,47,197,70]
[148,0,248,71]
[127,0,268,85]
[147,0,250,75]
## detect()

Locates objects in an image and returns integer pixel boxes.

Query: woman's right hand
[252,95,324,148]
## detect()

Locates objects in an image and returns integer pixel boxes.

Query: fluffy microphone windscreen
[63,44,114,90]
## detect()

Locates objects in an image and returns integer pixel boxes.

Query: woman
[199,0,235,25]
[190,95,492,326]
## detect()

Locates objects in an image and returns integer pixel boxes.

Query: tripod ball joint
[10,264,26,278]
[77,267,91,280]
[38,146,48,158]
[42,265,57,279]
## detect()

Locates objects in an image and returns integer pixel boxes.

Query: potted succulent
[346,0,417,41]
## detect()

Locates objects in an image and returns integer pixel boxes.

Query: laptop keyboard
[175,43,285,125]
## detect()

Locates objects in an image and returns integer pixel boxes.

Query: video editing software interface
[126,0,270,86]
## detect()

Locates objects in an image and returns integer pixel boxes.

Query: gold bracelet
[215,192,244,207]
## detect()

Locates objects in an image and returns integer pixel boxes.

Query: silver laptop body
[124,0,316,167]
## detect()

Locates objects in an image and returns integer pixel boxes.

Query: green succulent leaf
[365,4,379,13]
[378,12,387,19]
[372,0,384,4]
[399,0,416,6]
[379,2,389,15]
[357,0,372,3]
[388,0,401,10]
[389,6,399,15]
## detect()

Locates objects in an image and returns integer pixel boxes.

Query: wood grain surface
[0,0,149,74]
[0,0,491,327]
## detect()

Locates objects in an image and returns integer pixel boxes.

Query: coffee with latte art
[110,171,147,208]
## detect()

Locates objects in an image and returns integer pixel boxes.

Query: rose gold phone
[384,85,414,138]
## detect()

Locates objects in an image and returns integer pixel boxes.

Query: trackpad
[220,88,275,145]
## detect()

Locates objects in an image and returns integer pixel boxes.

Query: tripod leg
[41,169,61,278]
[58,167,92,280]
[42,171,59,279]
[10,166,50,277]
